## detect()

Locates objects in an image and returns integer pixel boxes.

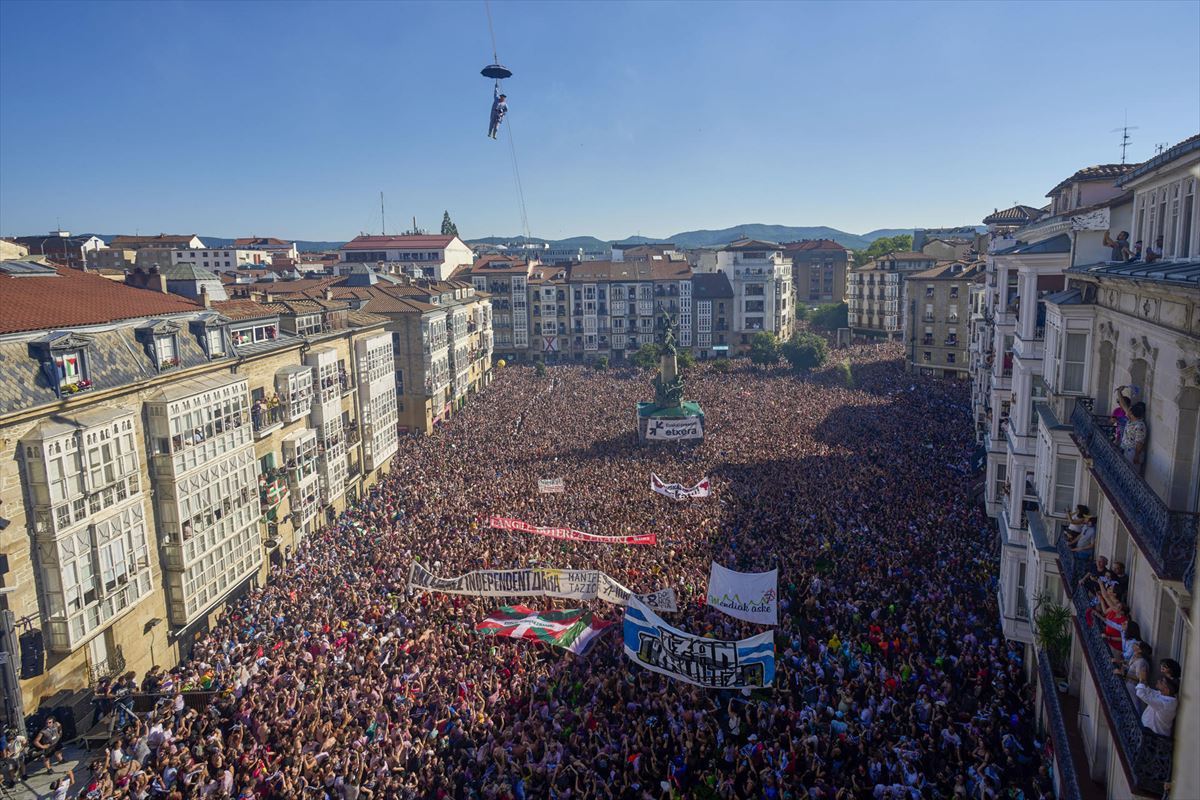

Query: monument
[636,311,705,443]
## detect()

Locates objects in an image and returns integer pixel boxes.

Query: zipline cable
[484,0,499,65]
[506,113,531,241]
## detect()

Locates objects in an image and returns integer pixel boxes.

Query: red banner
[488,516,656,546]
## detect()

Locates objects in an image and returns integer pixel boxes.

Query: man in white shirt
[1135,676,1178,736]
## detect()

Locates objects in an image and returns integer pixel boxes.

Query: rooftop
[909,260,985,280]
[161,263,221,282]
[1068,258,1200,287]
[782,239,848,252]
[1046,164,1137,197]
[341,234,457,251]
[567,260,692,282]
[880,251,937,261]
[109,234,199,246]
[0,261,200,335]
[691,272,734,299]
[210,299,280,321]
[993,233,1073,256]
[1117,133,1200,186]
[232,237,292,247]
[724,239,781,251]
[983,205,1043,225]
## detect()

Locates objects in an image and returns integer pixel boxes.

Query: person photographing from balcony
[1068,513,1097,580]
[1145,235,1164,264]
[1102,230,1132,261]
[1115,386,1148,470]
[1135,676,1178,736]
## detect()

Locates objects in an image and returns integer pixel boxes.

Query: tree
[748,332,780,367]
[781,331,828,373]
[711,358,732,373]
[794,304,810,323]
[441,211,458,237]
[809,302,848,331]
[632,343,661,370]
[593,355,609,370]
[534,361,547,377]
[676,348,696,371]
[854,234,914,266]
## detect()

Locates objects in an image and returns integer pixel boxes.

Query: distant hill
[662,224,874,250]
[859,228,914,243]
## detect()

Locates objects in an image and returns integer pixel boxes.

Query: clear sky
[1,0,1197,243]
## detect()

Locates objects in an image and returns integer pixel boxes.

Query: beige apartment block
[903,261,982,377]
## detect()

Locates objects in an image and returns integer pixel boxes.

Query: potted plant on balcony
[1034,590,1073,691]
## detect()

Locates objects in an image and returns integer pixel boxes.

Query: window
[947,353,956,364]
[206,329,224,357]
[925,285,934,297]
[54,351,84,388]
[1015,561,1029,620]
[1053,456,1077,514]
[1062,332,1087,393]
[156,335,178,368]
[950,286,959,299]
[993,462,1007,502]
[922,351,931,363]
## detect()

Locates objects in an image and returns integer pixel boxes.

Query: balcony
[1056,535,1174,795]
[252,402,283,438]
[1070,398,1198,588]
[1035,649,1083,800]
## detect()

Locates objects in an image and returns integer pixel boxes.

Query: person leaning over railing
[1135,676,1178,737]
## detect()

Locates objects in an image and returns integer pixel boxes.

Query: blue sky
[1,0,1197,242]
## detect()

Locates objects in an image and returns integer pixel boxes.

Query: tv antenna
[1111,113,1139,164]
[380,191,386,235]
[1153,142,1170,156]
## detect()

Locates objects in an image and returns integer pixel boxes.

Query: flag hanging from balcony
[650,473,711,501]
[476,606,613,654]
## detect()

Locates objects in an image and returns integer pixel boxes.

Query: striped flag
[476,606,613,655]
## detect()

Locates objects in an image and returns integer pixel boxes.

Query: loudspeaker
[51,688,92,740]
[19,628,44,679]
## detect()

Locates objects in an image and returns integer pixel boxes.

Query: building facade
[847,252,938,339]
[171,249,271,270]
[783,239,848,305]
[714,240,794,351]
[339,234,474,281]
[902,260,981,377]
[974,135,1199,800]
[0,262,398,721]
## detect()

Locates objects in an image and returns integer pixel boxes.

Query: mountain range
[469,224,922,252]
[74,223,972,254]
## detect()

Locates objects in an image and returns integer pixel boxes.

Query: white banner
[706,563,778,625]
[623,597,775,688]
[408,562,678,612]
[537,478,565,494]
[645,417,704,440]
[650,473,711,501]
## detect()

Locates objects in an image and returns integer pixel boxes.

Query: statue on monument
[653,310,685,408]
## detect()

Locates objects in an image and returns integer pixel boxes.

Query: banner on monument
[408,562,678,612]
[645,417,704,441]
[650,473,711,501]
[476,606,612,654]
[538,478,565,494]
[489,516,656,546]
[623,597,775,688]
[706,563,778,625]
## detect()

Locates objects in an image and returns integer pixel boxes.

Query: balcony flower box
[61,378,93,395]
[160,356,181,370]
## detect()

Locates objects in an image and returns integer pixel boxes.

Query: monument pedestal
[636,400,705,444]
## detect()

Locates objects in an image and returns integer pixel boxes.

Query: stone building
[902,260,982,377]
[782,239,848,305]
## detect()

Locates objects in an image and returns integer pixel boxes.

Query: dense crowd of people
[54,342,1048,799]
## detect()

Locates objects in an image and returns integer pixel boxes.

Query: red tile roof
[210,300,279,320]
[782,239,847,252]
[109,234,199,247]
[233,237,292,247]
[0,263,200,334]
[341,234,456,250]
[566,260,692,282]
[1046,164,1137,197]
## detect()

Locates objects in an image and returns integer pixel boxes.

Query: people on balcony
[1065,511,1097,579]
[1135,677,1178,736]
[1114,387,1148,470]
[1102,230,1132,262]
[1113,638,1151,685]
[1145,235,1164,264]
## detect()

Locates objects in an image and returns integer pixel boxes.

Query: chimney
[199,285,212,309]
[324,287,333,301]
[265,292,274,303]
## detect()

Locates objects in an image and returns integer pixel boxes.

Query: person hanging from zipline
[488,86,507,139]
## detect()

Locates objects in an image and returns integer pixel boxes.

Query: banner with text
[476,606,613,655]
[538,478,565,494]
[623,596,775,688]
[489,516,656,546]
[706,563,778,625]
[645,417,704,441]
[650,473,711,501]
[408,562,678,612]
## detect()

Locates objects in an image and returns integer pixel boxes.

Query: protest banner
[706,563,778,625]
[622,597,774,688]
[537,478,565,494]
[645,417,704,441]
[475,606,612,654]
[650,473,711,501]
[488,516,656,546]
[408,562,678,612]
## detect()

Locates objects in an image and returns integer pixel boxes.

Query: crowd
[56,342,1048,799]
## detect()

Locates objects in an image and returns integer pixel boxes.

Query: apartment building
[232,237,299,262]
[975,134,1199,800]
[782,239,848,305]
[0,261,397,719]
[338,234,474,281]
[691,272,734,358]
[109,234,206,252]
[714,240,794,351]
[847,252,938,339]
[12,231,107,270]
[455,256,537,362]
[171,248,271,270]
[903,260,982,377]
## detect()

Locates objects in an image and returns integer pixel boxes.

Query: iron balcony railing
[89,645,127,686]
[1036,649,1083,800]
[1070,398,1198,589]
[1056,534,1174,794]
